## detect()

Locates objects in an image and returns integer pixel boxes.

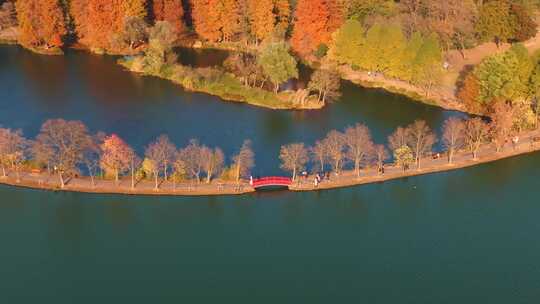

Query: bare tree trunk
[1,165,5,178]
[15,168,20,183]
[154,172,159,190]
[131,166,135,190]
[448,148,454,164]
[115,169,119,185]
[206,171,212,183]
[292,167,296,181]
[90,174,95,188]
[59,172,65,188]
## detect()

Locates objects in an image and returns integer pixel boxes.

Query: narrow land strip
[2,129,540,196]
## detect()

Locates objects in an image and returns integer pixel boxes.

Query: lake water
[1,45,539,303]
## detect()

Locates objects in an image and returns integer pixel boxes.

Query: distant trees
[476,0,536,46]
[328,21,442,93]
[459,44,538,122]
[279,143,309,180]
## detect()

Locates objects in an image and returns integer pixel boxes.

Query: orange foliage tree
[290,0,343,57]
[100,134,133,184]
[248,0,275,42]
[247,0,290,42]
[191,0,241,42]
[73,0,147,51]
[152,0,185,36]
[16,0,67,49]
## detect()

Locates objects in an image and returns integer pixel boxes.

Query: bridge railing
[252,176,292,188]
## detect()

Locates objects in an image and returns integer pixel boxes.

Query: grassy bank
[118,56,322,110]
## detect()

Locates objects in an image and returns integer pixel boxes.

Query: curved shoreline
[2,129,540,197]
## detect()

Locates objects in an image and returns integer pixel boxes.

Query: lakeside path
[291,129,540,192]
[2,129,540,197]
[0,174,254,196]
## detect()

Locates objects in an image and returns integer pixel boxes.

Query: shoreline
[118,59,324,111]
[291,129,540,192]
[2,129,540,197]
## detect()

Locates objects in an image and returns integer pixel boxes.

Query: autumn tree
[100,134,133,184]
[374,144,389,174]
[405,120,436,169]
[152,0,185,36]
[464,117,490,160]
[83,132,104,188]
[145,134,176,189]
[489,101,514,152]
[393,145,414,171]
[328,19,365,66]
[323,130,346,174]
[310,140,328,172]
[442,117,465,164]
[258,41,298,93]
[388,126,408,151]
[201,146,225,183]
[178,139,204,183]
[36,119,92,188]
[77,0,147,51]
[16,0,67,49]
[0,128,27,182]
[248,0,275,42]
[308,68,342,104]
[344,123,375,177]
[232,140,255,183]
[122,16,148,49]
[0,2,16,30]
[291,0,337,56]
[279,143,309,180]
[143,21,177,72]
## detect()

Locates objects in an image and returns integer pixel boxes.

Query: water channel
[0,45,539,303]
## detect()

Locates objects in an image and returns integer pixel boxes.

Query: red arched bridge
[251,176,292,189]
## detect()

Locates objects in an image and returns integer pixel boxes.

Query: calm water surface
[1,45,539,303]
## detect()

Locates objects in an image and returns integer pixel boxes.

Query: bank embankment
[290,129,540,192]
[0,174,254,196]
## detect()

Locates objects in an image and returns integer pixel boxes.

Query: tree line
[278,113,526,180]
[0,119,255,190]
[6,0,537,57]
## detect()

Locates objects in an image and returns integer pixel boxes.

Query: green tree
[257,42,298,93]
[393,145,414,171]
[360,24,406,73]
[328,19,365,66]
[411,33,443,96]
[346,0,396,24]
